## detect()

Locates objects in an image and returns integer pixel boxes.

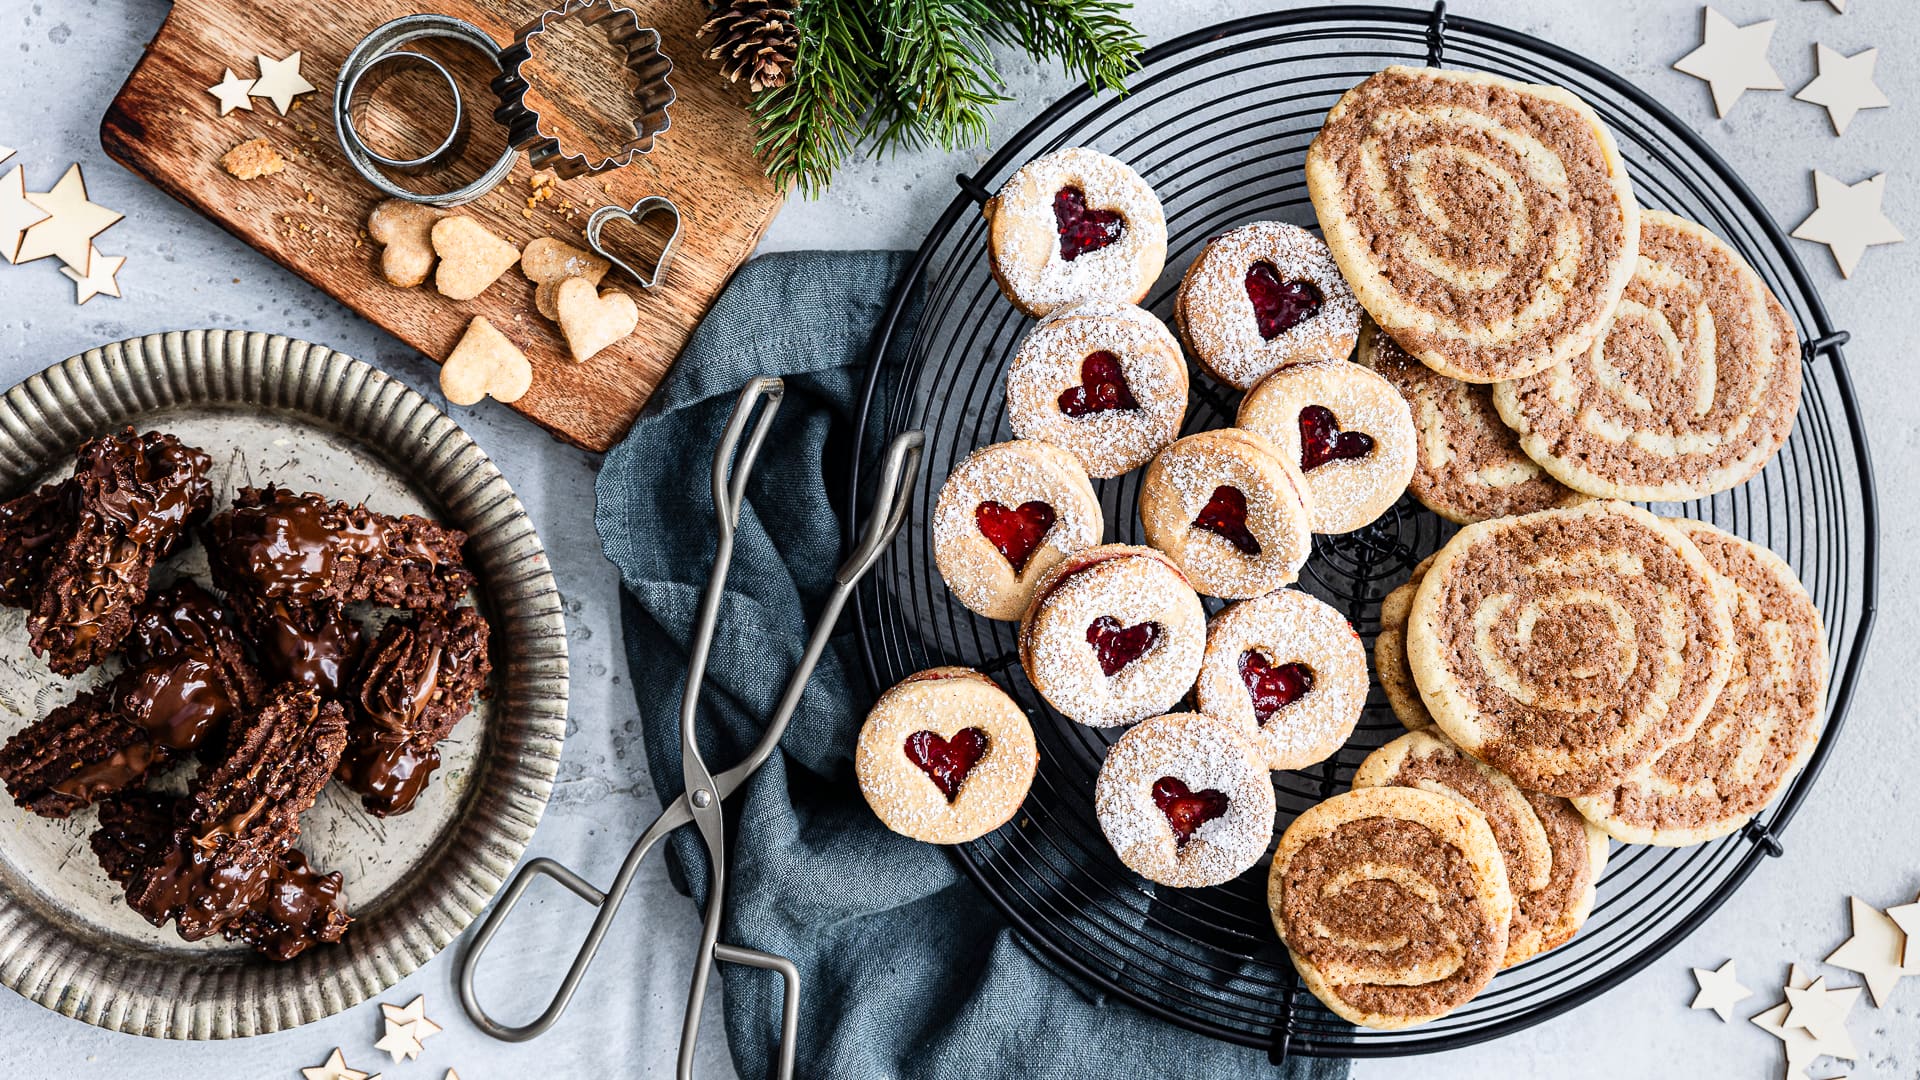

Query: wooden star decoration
[380,994,443,1041]
[17,163,122,271]
[1794,172,1905,278]
[1674,7,1784,119]
[1886,892,1920,969]
[1826,895,1918,1007]
[1796,45,1889,135]
[251,51,317,115]
[374,1020,423,1064]
[301,1048,369,1080]
[0,146,13,165]
[1752,1001,1824,1080]
[1690,958,1754,1021]
[446,1071,461,1080]
[1783,976,1861,1061]
[0,164,50,265]
[60,246,124,304]
[206,68,256,116]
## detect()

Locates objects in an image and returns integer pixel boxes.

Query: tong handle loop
[713,377,783,536]
[710,944,801,1080]
[458,855,620,1041]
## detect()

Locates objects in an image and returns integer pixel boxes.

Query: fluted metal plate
[0,330,568,1039]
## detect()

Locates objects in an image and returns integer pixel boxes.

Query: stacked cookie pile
[857,63,1831,1032]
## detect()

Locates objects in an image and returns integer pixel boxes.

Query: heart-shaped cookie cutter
[586,197,681,289]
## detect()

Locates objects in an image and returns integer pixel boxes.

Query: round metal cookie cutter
[340,50,467,173]
[335,14,519,207]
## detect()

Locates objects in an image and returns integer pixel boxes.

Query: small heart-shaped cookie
[432,216,521,301]
[367,199,442,287]
[555,277,638,364]
[521,237,611,320]
[440,316,533,406]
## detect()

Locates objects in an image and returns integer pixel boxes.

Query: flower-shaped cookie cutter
[492,0,677,179]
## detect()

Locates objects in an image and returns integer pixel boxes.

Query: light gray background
[1,0,1913,1076]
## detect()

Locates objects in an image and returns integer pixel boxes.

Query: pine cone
[700,0,796,93]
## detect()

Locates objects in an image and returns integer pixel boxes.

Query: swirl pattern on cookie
[1306,66,1640,383]
[1407,501,1734,798]
[1359,321,1587,524]
[1574,520,1828,845]
[1375,555,1436,733]
[1492,212,1804,501]
[1269,786,1512,1029]
[1354,730,1609,967]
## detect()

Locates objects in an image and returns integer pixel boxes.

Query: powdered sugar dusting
[986,148,1167,314]
[1238,360,1416,534]
[1197,589,1367,769]
[1093,712,1277,887]
[932,441,1102,619]
[1142,431,1312,598]
[1007,301,1188,478]
[856,668,1040,844]
[1177,221,1363,389]
[1021,546,1205,728]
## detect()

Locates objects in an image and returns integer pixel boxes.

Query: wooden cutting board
[102,0,782,452]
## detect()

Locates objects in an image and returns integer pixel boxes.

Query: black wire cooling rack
[846,2,1879,1063]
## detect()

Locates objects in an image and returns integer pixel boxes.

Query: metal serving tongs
[459,377,924,1079]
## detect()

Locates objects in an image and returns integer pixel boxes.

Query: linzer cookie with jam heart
[1018,544,1206,728]
[857,667,1039,845]
[982,147,1167,317]
[1306,66,1640,383]
[1573,520,1828,846]
[1093,712,1276,888]
[1173,220,1362,390]
[1193,588,1366,771]
[1492,211,1805,502]
[1005,300,1189,478]
[1357,320,1587,525]
[1269,785,1513,1029]
[933,440,1104,621]
[1406,501,1735,798]
[1138,429,1313,600]
[1237,359,1416,534]
[1353,730,1609,968]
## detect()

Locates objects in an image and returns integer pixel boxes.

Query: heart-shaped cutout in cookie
[1193,485,1261,555]
[975,499,1056,573]
[903,727,990,802]
[1151,776,1228,846]
[586,197,681,289]
[1057,351,1139,417]
[1086,615,1160,677]
[432,216,521,301]
[555,277,639,364]
[1052,187,1124,261]
[1297,405,1374,471]
[440,316,532,406]
[1244,262,1324,339]
[367,199,441,288]
[1239,651,1314,726]
[521,237,611,320]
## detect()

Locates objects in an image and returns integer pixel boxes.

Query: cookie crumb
[221,137,285,180]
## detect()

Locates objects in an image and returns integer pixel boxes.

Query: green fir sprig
[747,0,1144,195]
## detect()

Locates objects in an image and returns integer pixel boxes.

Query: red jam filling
[904,727,990,803]
[1057,351,1140,417]
[1245,262,1325,339]
[1053,187,1124,261]
[975,500,1056,574]
[1086,615,1160,676]
[1239,651,1315,726]
[1193,485,1261,555]
[1298,405,1374,471]
[1151,776,1229,846]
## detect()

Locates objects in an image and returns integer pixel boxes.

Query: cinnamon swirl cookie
[1019,545,1207,728]
[1574,520,1828,845]
[1374,556,1436,733]
[1269,786,1512,1029]
[1306,66,1640,383]
[1094,712,1276,887]
[1174,221,1362,389]
[857,667,1040,844]
[1354,730,1609,967]
[1237,359,1416,534]
[1193,589,1367,771]
[1407,501,1735,798]
[1359,321,1587,524]
[983,147,1168,317]
[933,440,1104,621]
[1138,429,1314,599]
[1006,300,1189,477]
[1492,211,1804,502]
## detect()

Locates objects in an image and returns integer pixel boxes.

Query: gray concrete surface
[1,0,1914,1076]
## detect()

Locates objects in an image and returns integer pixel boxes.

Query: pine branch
[984,0,1143,92]
[873,0,1007,152]
[751,0,883,195]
